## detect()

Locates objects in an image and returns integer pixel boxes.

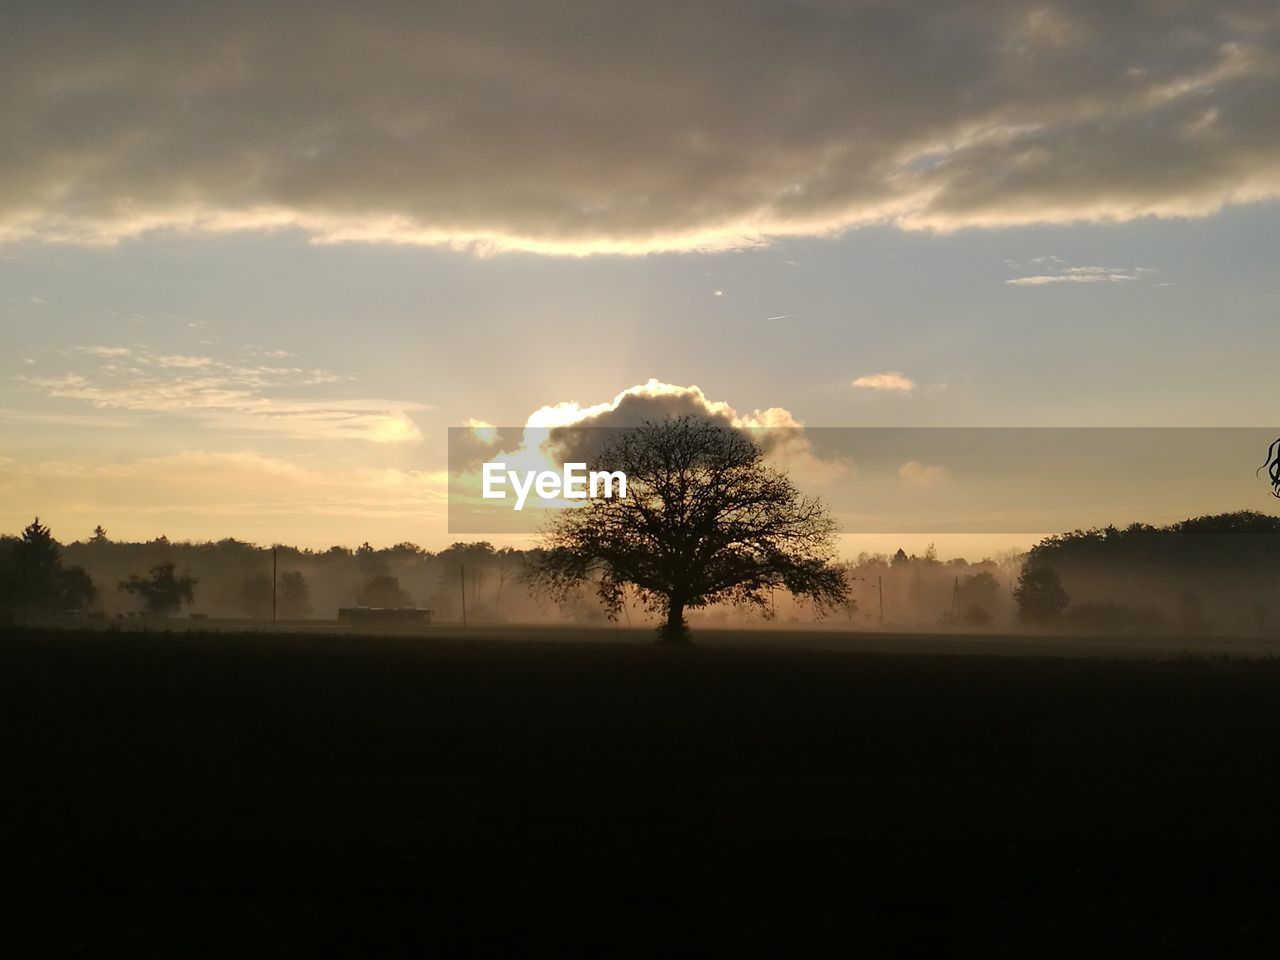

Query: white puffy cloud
[530,379,739,432]
[3,2,1278,254]
[464,378,853,486]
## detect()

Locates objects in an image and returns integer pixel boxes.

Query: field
[5,623,1280,952]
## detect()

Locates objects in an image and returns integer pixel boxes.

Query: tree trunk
[658,598,690,644]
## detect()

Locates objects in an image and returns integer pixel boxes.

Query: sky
[2,1,1279,553]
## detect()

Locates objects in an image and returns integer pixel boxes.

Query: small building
[337,606,433,627]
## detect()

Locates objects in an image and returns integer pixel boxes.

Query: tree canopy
[1014,565,1069,625]
[529,416,848,642]
[119,562,198,617]
[0,518,97,620]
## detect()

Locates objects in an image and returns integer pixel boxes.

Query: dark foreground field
[4,625,1280,953]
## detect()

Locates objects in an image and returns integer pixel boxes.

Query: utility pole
[272,546,278,626]
[878,575,884,625]
[460,562,467,627]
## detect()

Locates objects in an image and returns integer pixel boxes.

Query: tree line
[5,511,1278,637]
[1,522,534,623]
[5,416,1279,639]
[1014,511,1280,636]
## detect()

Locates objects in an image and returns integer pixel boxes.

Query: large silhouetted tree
[529,416,848,643]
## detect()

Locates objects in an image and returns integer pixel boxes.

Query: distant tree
[840,593,860,622]
[58,566,97,611]
[90,525,110,544]
[279,571,312,618]
[17,517,60,577]
[357,574,413,608]
[1028,511,1280,573]
[4,518,96,618]
[1014,565,1069,625]
[836,564,862,621]
[438,541,497,614]
[119,562,197,617]
[387,541,425,559]
[492,546,521,615]
[355,541,389,576]
[528,416,848,643]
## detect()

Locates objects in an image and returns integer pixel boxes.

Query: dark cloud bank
[4,1,1278,252]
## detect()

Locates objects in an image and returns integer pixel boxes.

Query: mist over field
[7,510,1280,643]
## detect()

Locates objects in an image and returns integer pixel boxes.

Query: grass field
[4,623,1280,952]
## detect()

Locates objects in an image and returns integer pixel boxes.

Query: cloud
[21,345,425,442]
[530,379,738,433]
[897,460,951,487]
[3,3,1279,254]
[0,407,136,429]
[852,372,915,393]
[1006,264,1143,286]
[463,418,498,445]
[465,378,852,487]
